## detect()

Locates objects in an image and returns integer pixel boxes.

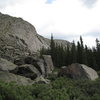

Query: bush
[0,77,100,100]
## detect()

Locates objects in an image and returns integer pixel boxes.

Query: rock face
[58,63,98,80]
[0,12,48,60]
[0,12,72,85]
[0,58,17,72]
[0,55,54,85]
[0,12,70,61]
[11,64,41,80]
[43,55,54,75]
[0,71,33,85]
[36,59,46,77]
[13,55,54,77]
[81,64,99,80]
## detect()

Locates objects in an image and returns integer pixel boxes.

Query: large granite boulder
[24,56,46,76]
[81,64,99,80]
[36,59,46,77]
[13,55,54,77]
[0,71,33,85]
[11,64,41,80]
[0,58,17,72]
[43,55,54,75]
[58,63,99,80]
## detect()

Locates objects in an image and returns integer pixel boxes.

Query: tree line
[40,35,100,70]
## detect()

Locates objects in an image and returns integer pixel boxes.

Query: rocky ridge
[0,12,70,61]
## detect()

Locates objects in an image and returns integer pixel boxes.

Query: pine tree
[84,45,88,65]
[40,35,100,70]
[71,40,77,63]
[95,38,100,69]
[77,41,81,63]
[77,36,86,64]
[50,34,55,63]
[66,44,71,65]
[92,47,98,70]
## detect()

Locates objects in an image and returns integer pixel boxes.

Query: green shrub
[0,77,100,100]
[97,71,100,77]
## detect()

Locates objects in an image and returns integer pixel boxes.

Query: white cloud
[0,0,25,9]
[80,0,98,8]
[1,0,100,47]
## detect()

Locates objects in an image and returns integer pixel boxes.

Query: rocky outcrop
[58,63,99,80]
[0,71,33,85]
[0,12,70,61]
[11,64,41,80]
[0,55,54,85]
[36,59,46,77]
[0,58,17,72]
[43,55,54,75]
[0,12,72,85]
[13,55,54,77]
[0,13,48,60]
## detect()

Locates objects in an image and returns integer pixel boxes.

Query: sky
[0,0,100,47]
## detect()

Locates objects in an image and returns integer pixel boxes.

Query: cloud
[83,31,100,38]
[0,0,25,9]
[80,0,98,8]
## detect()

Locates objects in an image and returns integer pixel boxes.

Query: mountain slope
[0,12,70,60]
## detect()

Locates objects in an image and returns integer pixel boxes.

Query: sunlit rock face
[0,12,49,59]
[0,12,70,61]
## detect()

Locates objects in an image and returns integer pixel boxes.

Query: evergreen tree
[71,41,77,63]
[77,41,81,63]
[66,44,71,65]
[40,35,100,70]
[92,47,98,70]
[95,38,100,69]
[77,36,86,64]
[80,36,86,64]
[50,34,56,63]
[80,36,84,48]
[84,45,88,65]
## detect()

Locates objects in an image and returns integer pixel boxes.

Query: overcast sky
[0,0,100,47]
